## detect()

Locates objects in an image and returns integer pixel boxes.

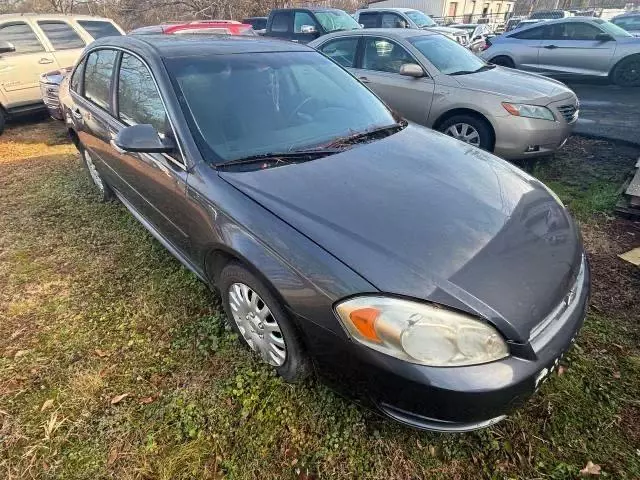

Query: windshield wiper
[323,122,406,148]
[450,65,496,76]
[217,148,343,169]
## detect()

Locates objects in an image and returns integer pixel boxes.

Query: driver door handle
[359,76,370,84]
[542,44,558,49]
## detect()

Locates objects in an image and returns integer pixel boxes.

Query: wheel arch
[609,53,640,78]
[432,108,497,151]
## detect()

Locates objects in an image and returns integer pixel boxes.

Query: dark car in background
[263,7,361,43]
[243,16,268,34]
[58,34,589,432]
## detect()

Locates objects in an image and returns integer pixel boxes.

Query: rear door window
[319,37,359,68]
[70,56,86,93]
[77,20,122,39]
[358,12,379,28]
[0,22,44,54]
[511,25,546,39]
[37,21,85,50]
[83,49,117,110]
[548,22,602,40]
[271,12,291,33]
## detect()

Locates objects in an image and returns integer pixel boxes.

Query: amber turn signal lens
[349,307,381,343]
[501,102,520,116]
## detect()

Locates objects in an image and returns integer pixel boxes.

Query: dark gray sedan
[59,35,589,432]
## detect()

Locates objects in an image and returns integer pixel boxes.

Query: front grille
[40,84,60,108]
[556,103,578,123]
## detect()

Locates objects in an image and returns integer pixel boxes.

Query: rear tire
[78,143,114,202]
[490,56,515,68]
[611,55,640,87]
[219,263,311,383]
[438,114,494,152]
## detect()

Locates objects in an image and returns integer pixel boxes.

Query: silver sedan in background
[481,17,640,86]
[310,29,578,160]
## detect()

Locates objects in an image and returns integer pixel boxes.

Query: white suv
[0,13,124,133]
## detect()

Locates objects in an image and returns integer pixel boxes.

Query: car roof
[90,34,312,58]
[359,7,421,12]
[272,7,343,12]
[316,28,438,40]
[532,16,597,25]
[0,13,114,21]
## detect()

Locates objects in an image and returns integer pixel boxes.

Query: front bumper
[303,257,590,432]
[493,113,576,160]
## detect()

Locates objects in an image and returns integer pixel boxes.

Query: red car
[129,20,256,36]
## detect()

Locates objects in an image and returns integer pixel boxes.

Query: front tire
[219,263,310,383]
[78,144,114,202]
[611,55,640,87]
[490,56,515,68]
[438,114,494,151]
[0,108,6,136]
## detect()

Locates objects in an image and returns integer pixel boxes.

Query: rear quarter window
[510,26,546,40]
[77,20,122,39]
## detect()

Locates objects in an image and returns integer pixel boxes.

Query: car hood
[219,125,583,341]
[453,66,575,104]
[427,25,466,35]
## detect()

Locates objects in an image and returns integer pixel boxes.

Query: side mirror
[595,33,613,41]
[114,124,176,154]
[300,24,317,34]
[399,63,425,78]
[0,40,15,55]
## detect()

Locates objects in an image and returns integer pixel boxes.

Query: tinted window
[70,57,85,93]
[359,12,379,28]
[511,25,545,39]
[315,10,360,33]
[320,37,359,67]
[381,13,407,28]
[548,22,602,40]
[362,37,415,73]
[83,49,117,110]
[166,51,396,163]
[405,10,436,27]
[244,18,267,30]
[409,34,485,74]
[0,22,44,54]
[117,53,167,132]
[294,12,316,32]
[271,13,290,33]
[77,20,121,39]
[37,21,85,50]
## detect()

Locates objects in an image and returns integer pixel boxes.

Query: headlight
[335,296,509,367]
[502,102,555,121]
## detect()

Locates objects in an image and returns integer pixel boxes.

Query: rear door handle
[542,44,558,49]
[38,57,54,64]
[359,76,370,84]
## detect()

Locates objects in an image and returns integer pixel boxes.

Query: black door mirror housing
[595,33,613,42]
[114,124,176,154]
[0,40,16,55]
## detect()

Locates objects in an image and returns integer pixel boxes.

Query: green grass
[1,122,639,479]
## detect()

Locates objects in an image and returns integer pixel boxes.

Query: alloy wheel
[444,123,481,147]
[228,282,287,366]
[84,150,104,192]
[619,58,640,85]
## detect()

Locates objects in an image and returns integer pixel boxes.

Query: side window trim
[70,54,87,94]
[112,48,187,170]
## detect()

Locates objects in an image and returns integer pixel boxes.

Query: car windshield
[595,18,633,37]
[315,11,361,32]
[165,52,397,164]
[409,34,487,75]
[612,16,640,30]
[405,10,437,28]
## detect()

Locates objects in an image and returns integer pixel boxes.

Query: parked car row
[57,33,590,432]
